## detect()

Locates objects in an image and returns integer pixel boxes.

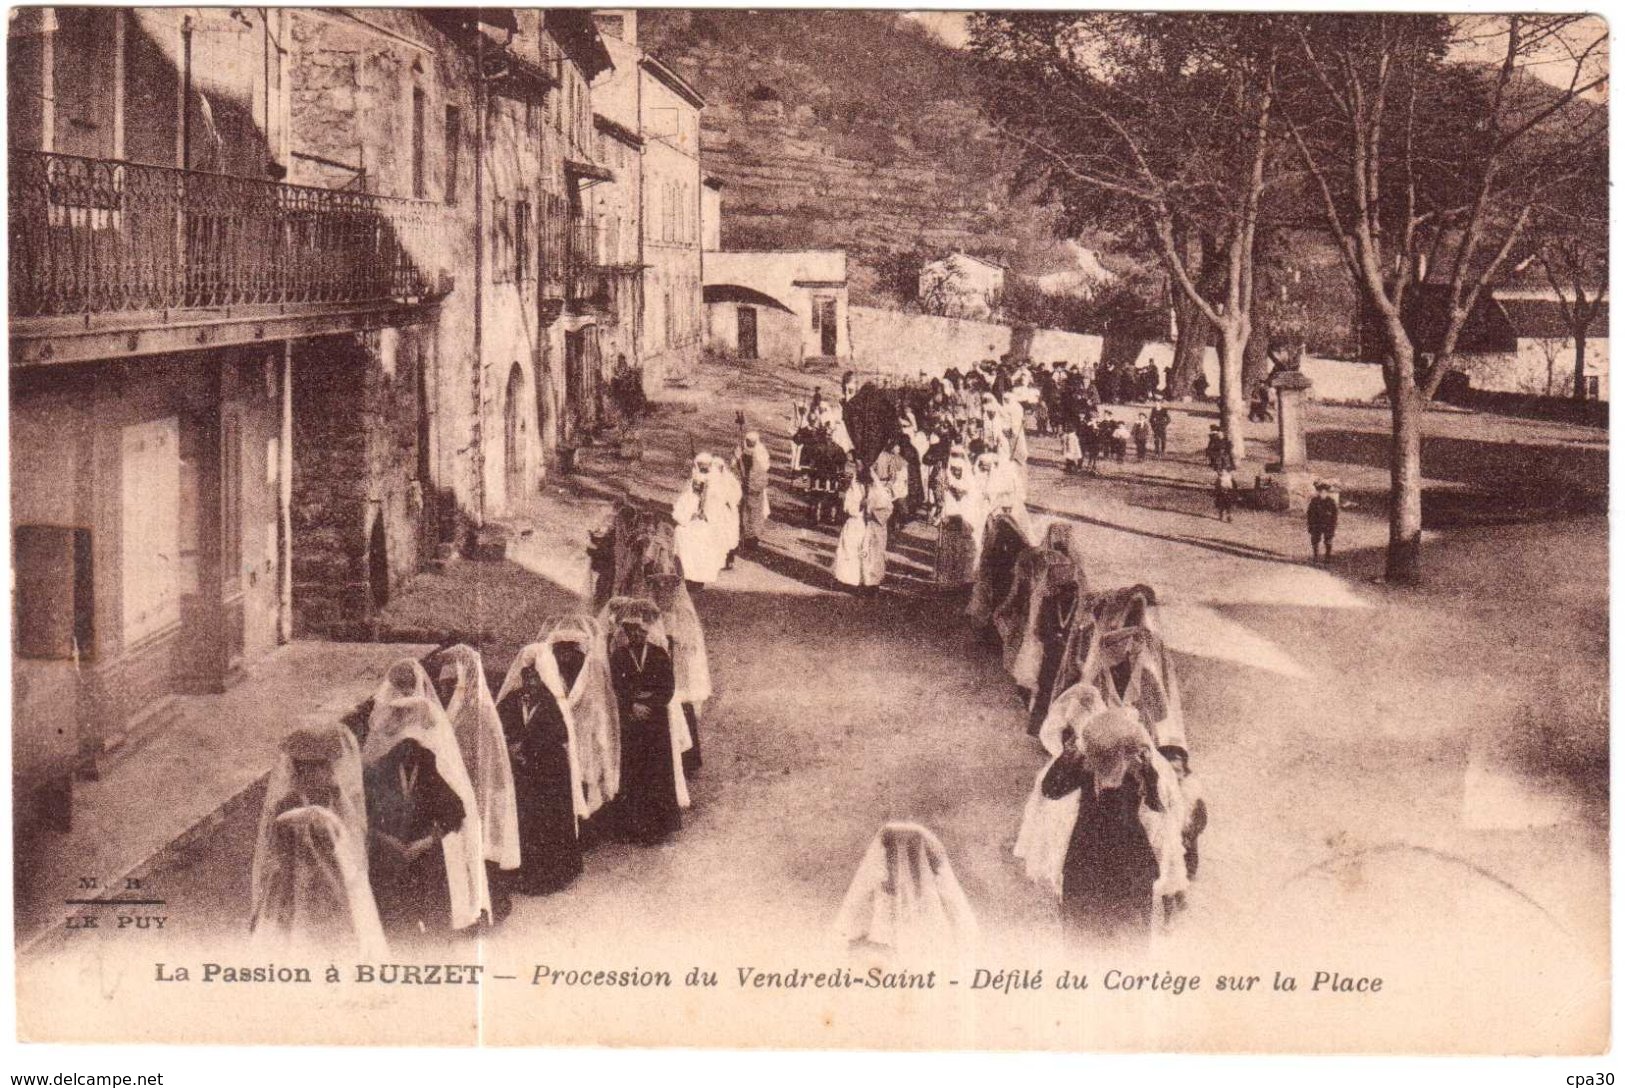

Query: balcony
[565,215,634,314]
[10,149,440,332]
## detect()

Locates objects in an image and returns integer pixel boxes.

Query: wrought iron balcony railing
[565,216,635,311]
[9,149,438,321]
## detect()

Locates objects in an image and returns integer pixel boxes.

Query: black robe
[1027,581,1080,735]
[609,642,681,845]
[1041,755,1161,948]
[497,684,583,895]
[364,739,465,940]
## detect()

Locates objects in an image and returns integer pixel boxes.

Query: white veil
[364,659,492,931]
[435,644,521,872]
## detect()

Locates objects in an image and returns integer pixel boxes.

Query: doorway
[737,306,759,360]
[564,327,600,441]
[504,362,526,507]
[819,299,838,356]
[368,517,389,611]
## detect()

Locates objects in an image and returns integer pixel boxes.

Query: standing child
[1307,481,1340,561]
[1149,406,1170,455]
[1061,427,1082,474]
[1213,468,1237,522]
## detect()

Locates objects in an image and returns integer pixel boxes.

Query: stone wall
[290,330,428,638]
[850,304,1391,403]
[287,10,482,530]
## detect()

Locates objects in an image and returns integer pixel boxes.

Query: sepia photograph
[6,5,1611,1056]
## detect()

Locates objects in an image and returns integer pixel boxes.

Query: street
[20,355,1609,1051]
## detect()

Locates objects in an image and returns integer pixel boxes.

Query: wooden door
[737,306,758,359]
[820,299,838,356]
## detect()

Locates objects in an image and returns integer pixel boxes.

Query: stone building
[1362,281,1611,403]
[6,7,617,829]
[701,175,724,253]
[7,8,443,825]
[282,9,614,624]
[703,250,851,364]
[920,251,1006,320]
[587,112,646,400]
[594,12,706,390]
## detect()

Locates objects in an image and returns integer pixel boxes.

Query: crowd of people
[775,360,1213,952]
[249,520,717,956]
[778,356,1215,595]
[977,521,1208,950]
[247,353,1223,961]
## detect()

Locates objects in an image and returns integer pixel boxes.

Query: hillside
[639,10,1065,304]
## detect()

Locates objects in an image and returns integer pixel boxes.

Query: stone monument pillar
[1260,367,1315,511]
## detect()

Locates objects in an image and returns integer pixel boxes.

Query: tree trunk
[1386,342,1425,585]
[1242,277,1274,392]
[1169,290,1210,399]
[1571,330,1589,401]
[1217,321,1248,461]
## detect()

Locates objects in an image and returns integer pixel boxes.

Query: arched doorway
[368,516,390,611]
[504,362,526,507]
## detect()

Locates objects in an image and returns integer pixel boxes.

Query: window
[411,88,426,199]
[515,199,532,283]
[444,106,461,205]
[14,526,93,661]
[492,195,511,283]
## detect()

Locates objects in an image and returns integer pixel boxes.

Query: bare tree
[1273,13,1607,583]
[969,13,1279,455]
[1533,146,1608,402]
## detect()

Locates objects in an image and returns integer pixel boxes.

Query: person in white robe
[647,570,711,776]
[977,448,1030,532]
[821,400,854,455]
[672,455,726,586]
[704,452,743,567]
[935,447,986,587]
[832,465,893,592]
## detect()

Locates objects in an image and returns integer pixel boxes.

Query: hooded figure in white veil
[250,723,386,958]
[432,645,521,880]
[1038,706,1179,949]
[494,644,587,894]
[647,567,711,777]
[533,615,621,819]
[1014,682,1107,899]
[833,823,978,959]
[706,451,744,567]
[363,659,490,935]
